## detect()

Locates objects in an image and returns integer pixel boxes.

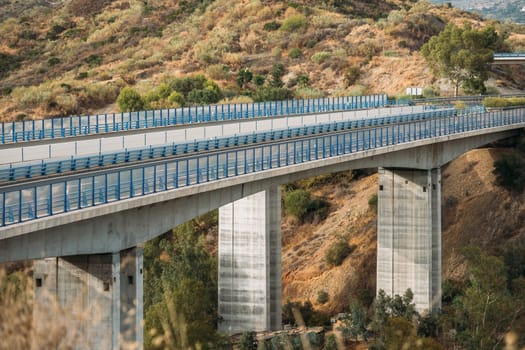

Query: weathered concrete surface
[218,188,281,333]
[33,247,143,349]
[0,128,519,263]
[377,168,441,314]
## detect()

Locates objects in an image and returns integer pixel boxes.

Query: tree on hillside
[421,23,507,96]
[450,247,525,350]
[143,221,227,349]
[117,87,144,112]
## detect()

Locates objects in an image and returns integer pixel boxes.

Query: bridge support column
[377,168,441,314]
[33,247,143,349]
[218,187,282,334]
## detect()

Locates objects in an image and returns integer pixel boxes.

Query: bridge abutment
[33,247,143,349]
[377,168,441,313]
[218,187,282,333]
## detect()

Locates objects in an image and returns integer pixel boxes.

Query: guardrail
[494,53,525,57]
[0,95,389,145]
[0,108,460,182]
[1,107,524,227]
[411,94,525,106]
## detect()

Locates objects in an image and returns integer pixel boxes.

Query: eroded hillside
[0,0,524,120]
[281,145,525,314]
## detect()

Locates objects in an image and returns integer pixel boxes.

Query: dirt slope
[282,146,525,313]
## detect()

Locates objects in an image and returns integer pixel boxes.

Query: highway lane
[0,105,422,164]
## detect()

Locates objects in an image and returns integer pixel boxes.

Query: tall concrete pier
[33,247,144,349]
[218,187,282,333]
[377,168,441,313]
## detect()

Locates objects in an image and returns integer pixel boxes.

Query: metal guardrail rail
[494,53,525,57]
[0,95,389,144]
[0,108,460,183]
[0,107,523,227]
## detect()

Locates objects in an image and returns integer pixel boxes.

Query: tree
[339,301,368,342]
[372,288,418,345]
[239,331,257,350]
[421,24,506,96]
[323,334,337,350]
[451,247,525,350]
[236,68,253,89]
[493,154,525,193]
[284,189,312,221]
[270,63,285,88]
[117,87,144,112]
[143,219,227,349]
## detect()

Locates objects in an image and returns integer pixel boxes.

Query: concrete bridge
[0,95,524,348]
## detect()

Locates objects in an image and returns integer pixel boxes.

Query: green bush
[236,68,253,89]
[85,54,102,67]
[46,24,66,40]
[483,97,525,108]
[75,72,88,80]
[344,66,361,87]
[270,63,286,88]
[311,51,331,64]
[0,53,20,78]
[263,21,281,31]
[206,64,230,80]
[252,87,293,102]
[383,50,399,57]
[281,14,308,32]
[47,57,60,66]
[239,331,257,350]
[317,290,329,304]
[283,189,329,223]
[254,75,265,87]
[187,88,222,105]
[493,154,525,193]
[288,48,303,59]
[117,87,145,112]
[325,239,356,266]
[298,74,309,87]
[324,335,337,350]
[167,91,185,107]
[284,189,312,221]
[282,300,330,327]
[368,194,378,213]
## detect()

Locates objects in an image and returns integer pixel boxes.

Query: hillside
[281,145,525,316]
[0,0,524,121]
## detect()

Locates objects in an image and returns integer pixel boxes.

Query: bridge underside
[0,129,517,264]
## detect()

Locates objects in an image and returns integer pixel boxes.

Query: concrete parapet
[218,187,282,333]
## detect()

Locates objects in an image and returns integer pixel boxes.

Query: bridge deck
[0,108,459,183]
[0,95,389,145]
[0,107,523,228]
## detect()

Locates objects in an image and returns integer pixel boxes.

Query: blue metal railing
[0,95,390,144]
[1,107,524,227]
[0,108,460,182]
[494,53,525,58]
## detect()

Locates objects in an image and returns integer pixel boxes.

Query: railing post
[2,192,6,226]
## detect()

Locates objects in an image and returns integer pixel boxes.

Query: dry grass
[0,0,523,121]
[0,268,90,349]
